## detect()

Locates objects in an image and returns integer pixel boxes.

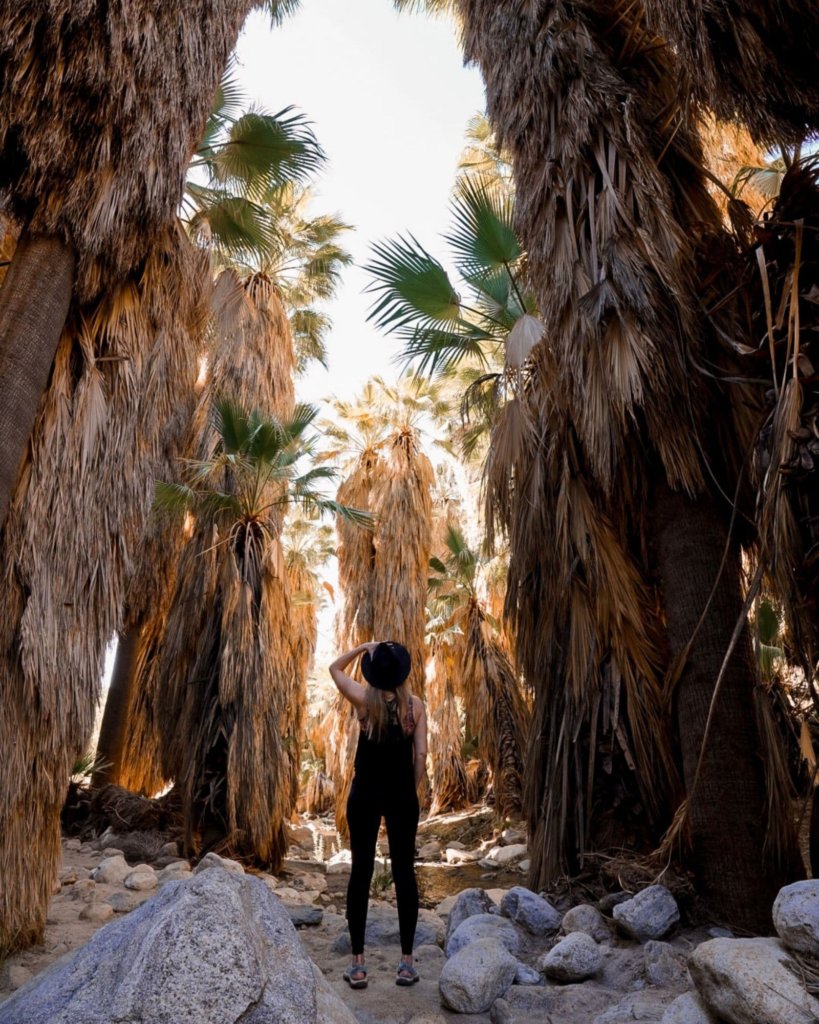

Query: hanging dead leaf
[505,313,545,369]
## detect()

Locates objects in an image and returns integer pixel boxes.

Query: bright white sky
[235,0,485,404]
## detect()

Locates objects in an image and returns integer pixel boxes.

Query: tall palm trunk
[653,483,799,931]
[93,629,142,788]
[0,232,74,531]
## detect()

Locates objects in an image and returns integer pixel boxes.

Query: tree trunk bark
[0,232,75,532]
[93,630,142,789]
[653,482,797,932]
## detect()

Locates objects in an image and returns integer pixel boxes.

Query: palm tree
[428,524,528,820]
[96,83,340,792]
[380,7,802,928]
[0,1,302,956]
[154,399,365,867]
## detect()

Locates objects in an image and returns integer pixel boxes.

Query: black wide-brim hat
[361,641,412,691]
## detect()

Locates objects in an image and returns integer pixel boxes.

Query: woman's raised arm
[329,642,376,709]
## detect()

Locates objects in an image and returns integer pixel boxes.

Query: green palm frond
[366,234,463,335]
[447,175,522,280]
[203,109,324,197]
[184,184,279,263]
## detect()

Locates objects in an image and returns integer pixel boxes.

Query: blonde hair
[364,681,412,742]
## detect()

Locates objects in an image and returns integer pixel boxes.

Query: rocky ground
[1,810,817,1024]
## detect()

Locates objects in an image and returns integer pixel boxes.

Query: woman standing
[329,640,427,988]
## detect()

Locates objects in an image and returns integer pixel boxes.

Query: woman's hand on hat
[360,641,380,655]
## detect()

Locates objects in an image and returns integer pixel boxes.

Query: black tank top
[353,698,415,792]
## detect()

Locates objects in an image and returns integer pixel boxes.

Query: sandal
[396,961,419,986]
[343,963,368,989]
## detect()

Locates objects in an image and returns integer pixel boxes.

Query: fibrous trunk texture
[642,0,819,145]
[0,229,209,957]
[462,602,527,822]
[0,232,75,531]
[0,0,258,301]
[371,428,433,696]
[154,275,298,870]
[328,449,382,836]
[654,483,799,931]
[427,646,470,817]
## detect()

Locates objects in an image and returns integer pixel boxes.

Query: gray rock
[598,892,631,915]
[124,865,158,892]
[501,828,526,846]
[540,932,602,982]
[445,847,481,864]
[643,941,690,990]
[445,887,498,946]
[64,838,82,852]
[157,861,192,885]
[772,879,819,956]
[446,913,521,958]
[501,886,561,936]
[284,903,323,927]
[0,868,340,1024]
[159,841,180,858]
[661,992,720,1024]
[439,937,518,1014]
[513,962,541,985]
[193,851,245,876]
[562,904,612,943]
[612,886,680,942]
[689,936,819,1024]
[593,989,678,1023]
[480,844,528,869]
[501,983,612,1022]
[311,963,357,1024]
[105,891,142,914]
[417,841,442,861]
[90,855,129,885]
[66,878,96,901]
[490,997,513,1024]
[79,903,115,923]
[331,904,441,953]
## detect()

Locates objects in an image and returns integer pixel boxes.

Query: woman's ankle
[353,953,365,965]
[400,953,413,965]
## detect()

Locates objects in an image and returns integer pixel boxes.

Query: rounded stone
[439,937,518,1014]
[540,932,602,982]
[501,887,561,936]
[612,885,680,942]
[772,879,819,956]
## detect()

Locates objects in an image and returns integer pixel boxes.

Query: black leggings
[346,780,420,956]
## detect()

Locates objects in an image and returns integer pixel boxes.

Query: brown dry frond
[0,1,256,301]
[642,0,819,146]
[427,643,470,816]
[459,0,725,497]
[0,226,209,955]
[149,275,298,871]
[371,427,434,695]
[460,600,528,822]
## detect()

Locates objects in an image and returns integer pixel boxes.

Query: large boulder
[439,937,517,1013]
[446,913,521,958]
[688,936,819,1024]
[540,932,602,982]
[445,888,497,946]
[772,880,819,956]
[0,867,351,1024]
[612,886,680,942]
[500,887,561,936]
